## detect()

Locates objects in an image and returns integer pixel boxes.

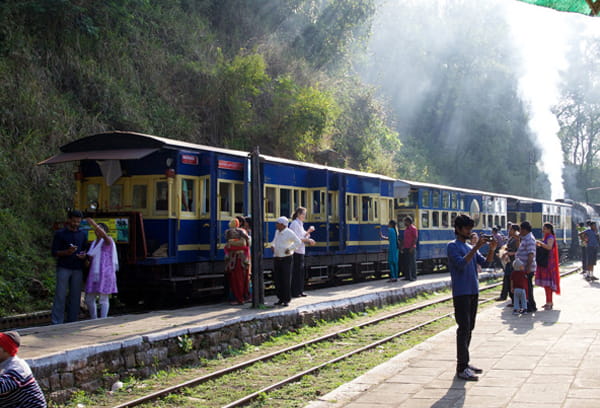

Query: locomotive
[40,131,593,304]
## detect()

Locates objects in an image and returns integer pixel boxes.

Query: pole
[250,147,264,307]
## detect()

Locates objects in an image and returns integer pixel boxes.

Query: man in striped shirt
[0,331,46,407]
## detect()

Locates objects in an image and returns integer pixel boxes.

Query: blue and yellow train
[40,131,590,304]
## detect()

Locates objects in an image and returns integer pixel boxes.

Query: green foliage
[0,0,396,312]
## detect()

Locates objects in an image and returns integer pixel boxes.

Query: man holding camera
[447,214,496,381]
[50,210,88,324]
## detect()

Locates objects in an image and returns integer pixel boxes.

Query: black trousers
[526,272,537,312]
[291,253,305,297]
[273,256,293,303]
[453,294,478,373]
[499,261,514,302]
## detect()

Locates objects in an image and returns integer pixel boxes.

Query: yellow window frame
[218,179,245,219]
[177,175,210,219]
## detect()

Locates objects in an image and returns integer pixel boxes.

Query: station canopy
[516,0,599,16]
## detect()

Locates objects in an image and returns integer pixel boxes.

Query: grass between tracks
[55,281,502,408]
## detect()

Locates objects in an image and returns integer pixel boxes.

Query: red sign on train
[181,154,198,165]
[218,160,244,171]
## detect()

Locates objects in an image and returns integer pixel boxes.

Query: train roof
[38,131,396,181]
[394,179,570,207]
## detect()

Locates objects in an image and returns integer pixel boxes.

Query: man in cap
[0,331,47,407]
[269,216,302,307]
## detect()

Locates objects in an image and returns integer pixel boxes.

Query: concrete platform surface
[18,271,489,361]
[305,271,598,408]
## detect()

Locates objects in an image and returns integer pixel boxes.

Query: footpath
[306,271,599,408]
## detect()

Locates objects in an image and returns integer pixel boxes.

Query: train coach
[40,131,578,305]
[40,131,398,305]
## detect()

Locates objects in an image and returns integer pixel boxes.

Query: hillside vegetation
[0,0,399,314]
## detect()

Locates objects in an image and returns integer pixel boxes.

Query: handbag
[536,246,549,267]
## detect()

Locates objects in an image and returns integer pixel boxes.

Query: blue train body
[40,131,577,303]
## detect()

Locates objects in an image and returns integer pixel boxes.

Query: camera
[481,234,493,242]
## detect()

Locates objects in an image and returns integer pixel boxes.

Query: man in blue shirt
[51,210,88,324]
[447,214,496,381]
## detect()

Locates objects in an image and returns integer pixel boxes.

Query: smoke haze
[360,0,600,199]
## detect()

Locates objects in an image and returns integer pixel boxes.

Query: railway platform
[306,270,597,408]
[17,269,500,402]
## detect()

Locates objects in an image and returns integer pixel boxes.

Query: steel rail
[113,266,579,408]
[112,282,504,408]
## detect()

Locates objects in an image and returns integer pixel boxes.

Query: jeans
[85,293,110,319]
[513,288,527,311]
[291,253,306,297]
[273,256,293,303]
[526,272,537,312]
[51,267,83,324]
[499,262,514,301]
[404,249,417,280]
[453,294,478,373]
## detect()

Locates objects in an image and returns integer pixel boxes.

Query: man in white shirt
[270,216,302,306]
[289,207,316,298]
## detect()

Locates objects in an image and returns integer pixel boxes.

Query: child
[511,258,528,315]
[0,331,46,407]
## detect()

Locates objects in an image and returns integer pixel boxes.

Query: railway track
[110,284,501,408]
[108,266,579,408]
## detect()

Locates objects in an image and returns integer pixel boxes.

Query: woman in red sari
[224,219,251,305]
[535,222,561,310]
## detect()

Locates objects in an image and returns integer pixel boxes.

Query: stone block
[60,372,74,388]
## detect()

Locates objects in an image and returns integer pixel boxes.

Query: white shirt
[271,227,302,257]
[289,219,310,255]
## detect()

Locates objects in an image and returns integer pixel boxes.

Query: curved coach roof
[38,130,396,181]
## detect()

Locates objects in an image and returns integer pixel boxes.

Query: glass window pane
[432,190,440,208]
[451,212,457,227]
[202,178,210,215]
[421,190,430,207]
[219,182,231,213]
[181,179,194,212]
[352,196,358,220]
[266,187,276,215]
[155,181,168,211]
[442,192,450,208]
[234,183,244,214]
[280,188,291,217]
[442,212,449,228]
[488,214,493,228]
[109,185,123,209]
[132,185,147,209]
[421,211,429,228]
[313,190,321,214]
[432,211,439,227]
[86,184,100,208]
[452,193,458,209]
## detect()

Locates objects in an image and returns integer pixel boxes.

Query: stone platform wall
[29,276,498,403]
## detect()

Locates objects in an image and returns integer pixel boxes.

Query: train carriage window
[312,190,321,215]
[421,211,430,228]
[432,190,440,208]
[494,215,500,228]
[234,183,244,214]
[181,179,195,212]
[452,193,458,209]
[421,190,430,208]
[328,191,339,221]
[155,181,169,212]
[442,192,450,208]
[219,182,231,214]
[265,187,276,218]
[346,194,359,222]
[488,214,493,228]
[501,216,506,229]
[432,211,440,228]
[109,184,123,209]
[86,183,100,209]
[451,212,458,227]
[201,178,210,216]
[280,188,291,217]
[520,212,527,222]
[374,199,379,221]
[442,212,449,228]
[460,199,465,210]
[132,184,148,209]
[362,196,377,222]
